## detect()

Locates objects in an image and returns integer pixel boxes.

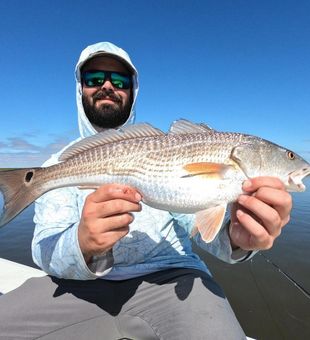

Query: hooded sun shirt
[32,42,246,280]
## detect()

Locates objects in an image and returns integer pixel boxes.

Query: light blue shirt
[33,186,239,280]
[31,42,250,281]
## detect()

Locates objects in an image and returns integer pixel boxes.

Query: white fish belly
[140,176,245,213]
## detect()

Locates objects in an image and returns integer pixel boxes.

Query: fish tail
[0,168,42,227]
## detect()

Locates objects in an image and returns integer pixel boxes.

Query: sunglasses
[82,70,132,89]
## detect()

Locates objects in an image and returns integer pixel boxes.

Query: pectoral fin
[183,162,231,179]
[191,204,227,242]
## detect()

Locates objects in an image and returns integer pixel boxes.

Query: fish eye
[286,151,295,160]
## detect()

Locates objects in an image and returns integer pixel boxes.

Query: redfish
[0,120,309,242]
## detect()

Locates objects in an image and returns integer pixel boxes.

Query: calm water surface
[0,180,309,339]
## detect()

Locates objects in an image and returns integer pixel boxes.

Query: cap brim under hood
[75,42,139,138]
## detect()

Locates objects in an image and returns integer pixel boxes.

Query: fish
[0,119,309,242]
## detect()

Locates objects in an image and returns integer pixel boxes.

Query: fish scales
[31,132,232,211]
[48,132,242,211]
[0,119,309,242]
[57,133,238,183]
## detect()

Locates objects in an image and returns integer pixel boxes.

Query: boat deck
[0,258,45,295]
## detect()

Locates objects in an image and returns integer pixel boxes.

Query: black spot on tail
[25,171,34,183]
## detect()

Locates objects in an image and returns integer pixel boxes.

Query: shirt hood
[75,42,139,138]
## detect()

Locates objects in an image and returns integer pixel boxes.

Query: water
[0,183,310,339]
[194,182,310,340]
[0,205,36,267]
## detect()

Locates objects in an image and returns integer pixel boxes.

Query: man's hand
[229,177,292,251]
[78,183,142,263]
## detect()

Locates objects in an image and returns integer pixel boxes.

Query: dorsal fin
[59,123,164,161]
[169,119,213,134]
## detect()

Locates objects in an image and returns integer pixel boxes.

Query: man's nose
[100,80,114,91]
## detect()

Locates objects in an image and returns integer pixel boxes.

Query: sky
[0,0,309,168]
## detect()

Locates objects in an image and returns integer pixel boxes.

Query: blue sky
[0,0,309,168]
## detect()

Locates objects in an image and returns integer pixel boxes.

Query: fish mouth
[287,166,310,192]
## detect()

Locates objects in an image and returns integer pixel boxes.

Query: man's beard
[82,90,132,129]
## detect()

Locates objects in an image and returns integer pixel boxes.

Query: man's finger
[235,209,275,249]
[90,183,142,203]
[85,199,142,219]
[90,226,131,253]
[237,195,282,237]
[243,177,285,193]
[250,187,292,222]
[95,213,135,233]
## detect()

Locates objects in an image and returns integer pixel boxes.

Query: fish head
[231,137,310,192]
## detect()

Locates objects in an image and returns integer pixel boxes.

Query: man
[0,42,292,339]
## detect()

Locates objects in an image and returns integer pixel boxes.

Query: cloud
[0,142,7,149]
[0,152,47,168]
[0,131,77,168]
[6,137,41,152]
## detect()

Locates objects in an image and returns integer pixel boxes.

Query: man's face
[81,56,132,129]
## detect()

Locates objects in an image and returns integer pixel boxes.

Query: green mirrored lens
[83,71,105,87]
[83,71,131,89]
[111,73,130,89]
